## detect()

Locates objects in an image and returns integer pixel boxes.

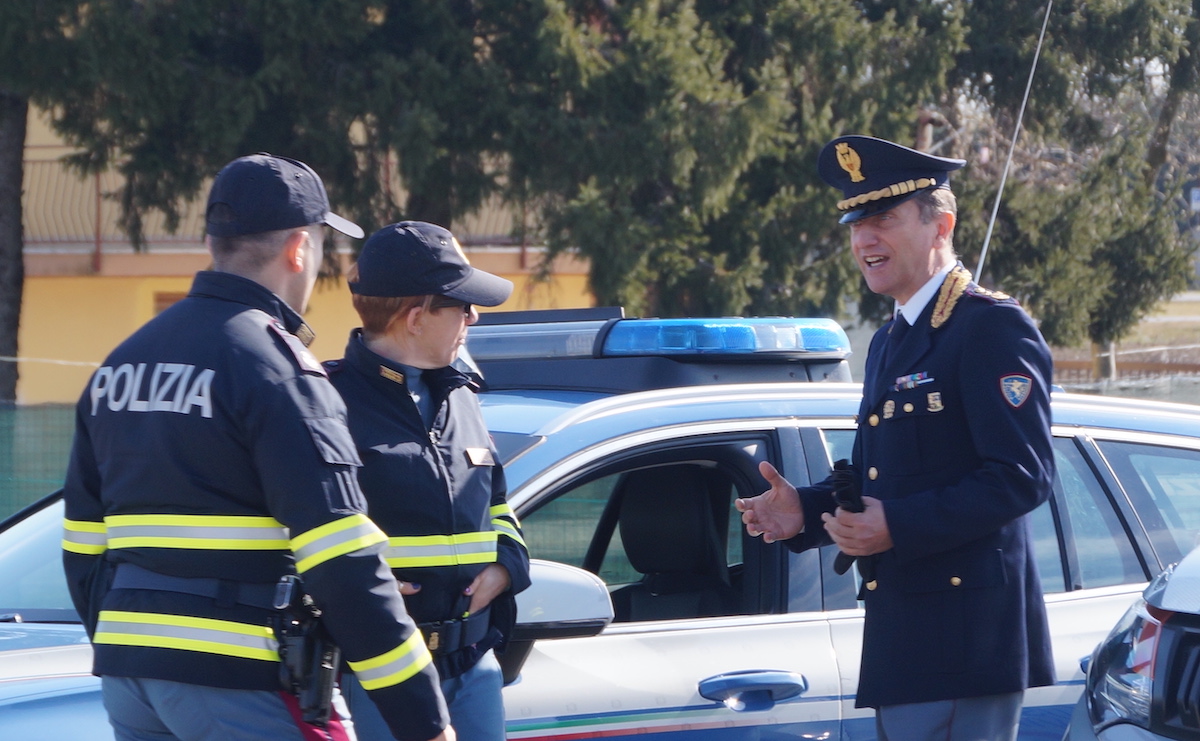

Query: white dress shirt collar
[895,263,955,326]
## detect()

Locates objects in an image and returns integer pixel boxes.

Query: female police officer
[328,221,530,741]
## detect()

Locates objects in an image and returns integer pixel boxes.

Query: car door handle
[698,669,808,712]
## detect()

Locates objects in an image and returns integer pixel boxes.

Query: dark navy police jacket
[61,271,448,741]
[786,265,1056,709]
[327,331,531,674]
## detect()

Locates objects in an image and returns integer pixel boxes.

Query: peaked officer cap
[817,135,965,224]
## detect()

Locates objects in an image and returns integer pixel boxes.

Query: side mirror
[499,559,613,684]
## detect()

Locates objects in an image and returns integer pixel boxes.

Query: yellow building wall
[19,256,593,404]
[19,105,595,404]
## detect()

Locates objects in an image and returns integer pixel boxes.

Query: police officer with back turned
[61,154,452,741]
[737,135,1056,740]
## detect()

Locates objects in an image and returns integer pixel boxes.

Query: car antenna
[975,0,1053,284]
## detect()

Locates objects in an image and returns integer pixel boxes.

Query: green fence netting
[0,403,74,520]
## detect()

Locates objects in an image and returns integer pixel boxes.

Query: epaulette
[929,266,1019,328]
[267,321,326,376]
[322,359,344,374]
[964,283,1015,305]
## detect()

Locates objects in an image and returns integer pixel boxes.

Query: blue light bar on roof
[602,318,850,357]
[466,316,850,362]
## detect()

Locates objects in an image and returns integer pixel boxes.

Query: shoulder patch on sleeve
[267,321,327,377]
[1000,374,1033,407]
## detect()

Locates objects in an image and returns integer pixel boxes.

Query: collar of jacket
[929,263,972,329]
[342,329,476,394]
[188,270,316,346]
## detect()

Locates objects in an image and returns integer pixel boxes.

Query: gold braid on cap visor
[837,177,939,211]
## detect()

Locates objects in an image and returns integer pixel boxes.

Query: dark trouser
[875,691,1023,741]
[102,675,354,741]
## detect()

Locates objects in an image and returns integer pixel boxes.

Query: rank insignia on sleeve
[1001,375,1033,408]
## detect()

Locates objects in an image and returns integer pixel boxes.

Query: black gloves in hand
[830,459,868,578]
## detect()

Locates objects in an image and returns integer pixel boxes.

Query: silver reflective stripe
[291,514,387,573]
[104,514,289,551]
[490,518,525,548]
[383,532,498,569]
[93,610,279,662]
[349,632,432,691]
[63,519,108,555]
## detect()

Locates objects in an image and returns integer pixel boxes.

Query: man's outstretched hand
[735,461,804,544]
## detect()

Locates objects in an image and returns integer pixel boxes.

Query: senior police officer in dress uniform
[61,155,453,741]
[737,135,1056,740]
[326,222,530,741]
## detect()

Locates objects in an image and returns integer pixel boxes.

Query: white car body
[5,313,1200,740]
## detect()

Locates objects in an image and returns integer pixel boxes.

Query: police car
[1064,546,1200,739]
[4,308,1200,740]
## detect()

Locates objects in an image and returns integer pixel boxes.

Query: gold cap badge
[836,142,865,183]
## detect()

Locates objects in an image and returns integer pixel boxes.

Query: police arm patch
[1000,374,1033,408]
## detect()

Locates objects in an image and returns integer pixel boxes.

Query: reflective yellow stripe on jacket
[63,519,108,555]
[489,503,526,548]
[93,610,279,661]
[384,531,499,569]
[291,514,388,573]
[348,631,433,690]
[104,514,290,551]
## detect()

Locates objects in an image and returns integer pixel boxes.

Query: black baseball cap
[817,135,965,224]
[350,221,513,306]
[205,153,365,239]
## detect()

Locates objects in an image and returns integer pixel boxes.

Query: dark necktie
[882,311,910,366]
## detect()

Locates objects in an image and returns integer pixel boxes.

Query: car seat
[609,465,738,622]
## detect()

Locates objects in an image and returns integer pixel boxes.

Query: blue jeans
[343,649,504,741]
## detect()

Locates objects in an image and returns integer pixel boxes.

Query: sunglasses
[429,296,472,315]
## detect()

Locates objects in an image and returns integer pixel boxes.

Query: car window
[1097,439,1200,566]
[1053,437,1145,590]
[0,497,78,621]
[1027,499,1064,593]
[518,438,767,623]
[813,429,1146,596]
[536,469,746,590]
[521,476,616,575]
[823,428,855,464]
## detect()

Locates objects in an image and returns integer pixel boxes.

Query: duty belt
[111,562,279,610]
[419,606,490,655]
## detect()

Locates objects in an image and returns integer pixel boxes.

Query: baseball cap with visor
[205,153,364,239]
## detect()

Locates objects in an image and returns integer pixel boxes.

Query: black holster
[274,575,339,727]
[421,605,496,680]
